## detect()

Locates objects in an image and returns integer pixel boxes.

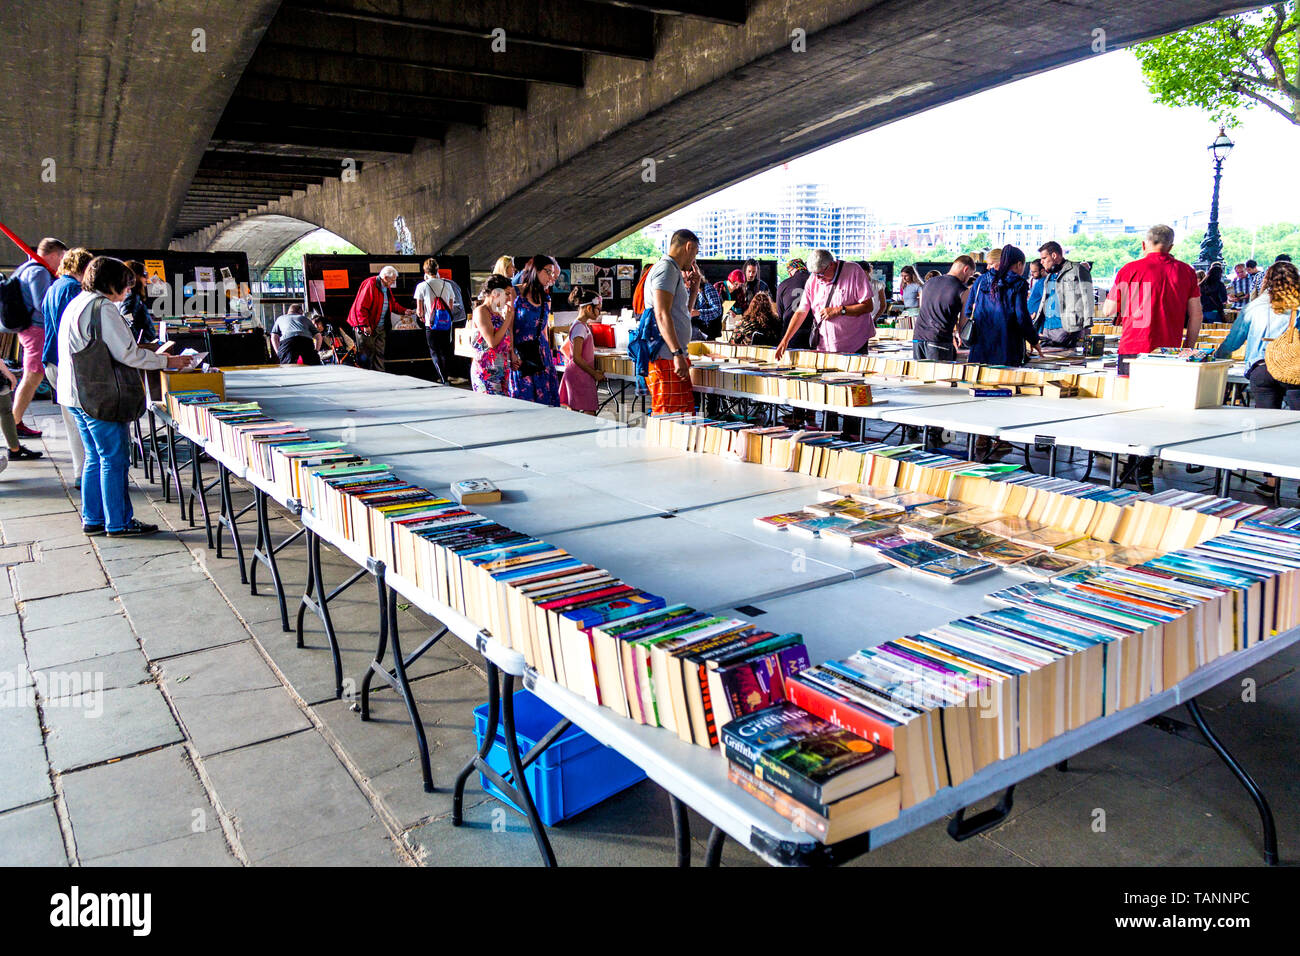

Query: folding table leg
[704,826,726,867]
[668,793,691,867]
[296,529,357,700]
[451,662,560,866]
[249,488,303,632]
[215,465,249,585]
[1185,699,1278,866]
[186,438,215,549]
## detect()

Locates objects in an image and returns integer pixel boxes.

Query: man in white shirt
[413,257,467,383]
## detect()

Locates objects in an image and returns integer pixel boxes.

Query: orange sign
[322,269,350,290]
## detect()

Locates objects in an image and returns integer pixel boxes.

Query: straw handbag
[1264,309,1300,385]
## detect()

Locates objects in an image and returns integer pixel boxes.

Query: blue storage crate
[472,690,646,826]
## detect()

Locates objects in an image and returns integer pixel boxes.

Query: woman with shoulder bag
[1214,261,1300,496]
[58,257,190,536]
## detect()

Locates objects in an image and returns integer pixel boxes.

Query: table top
[878,396,1156,437]
[1000,404,1300,456]
[1159,420,1300,479]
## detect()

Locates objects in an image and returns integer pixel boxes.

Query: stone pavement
[0,395,1297,867]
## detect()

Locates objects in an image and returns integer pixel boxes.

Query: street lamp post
[1198,127,1234,268]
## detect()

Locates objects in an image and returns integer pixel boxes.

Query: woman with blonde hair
[492,255,516,279]
[38,246,97,477]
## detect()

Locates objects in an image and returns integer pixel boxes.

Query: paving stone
[117,580,250,660]
[33,649,152,697]
[982,768,1265,866]
[256,823,404,866]
[0,487,77,519]
[24,611,140,671]
[158,641,283,698]
[61,746,216,862]
[1,512,89,551]
[84,828,240,867]
[407,777,677,867]
[0,802,67,866]
[111,565,208,595]
[43,683,182,772]
[167,671,311,756]
[20,588,121,632]
[13,543,106,601]
[0,704,53,812]
[95,532,191,561]
[315,661,488,830]
[0,611,30,687]
[202,730,382,863]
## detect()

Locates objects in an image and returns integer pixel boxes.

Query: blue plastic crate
[472,690,646,826]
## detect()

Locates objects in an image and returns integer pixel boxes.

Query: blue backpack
[625,305,663,395]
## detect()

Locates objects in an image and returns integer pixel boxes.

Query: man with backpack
[413,257,466,384]
[1,237,67,437]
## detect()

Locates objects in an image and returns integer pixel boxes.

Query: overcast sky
[664,50,1300,231]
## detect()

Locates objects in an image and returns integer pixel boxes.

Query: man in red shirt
[346,265,410,372]
[1100,224,1203,491]
[1102,223,1203,374]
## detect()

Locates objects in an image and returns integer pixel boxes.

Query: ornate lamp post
[1198,127,1234,267]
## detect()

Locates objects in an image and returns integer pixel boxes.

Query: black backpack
[0,261,40,332]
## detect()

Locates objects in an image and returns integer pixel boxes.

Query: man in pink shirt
[774,249,876,360]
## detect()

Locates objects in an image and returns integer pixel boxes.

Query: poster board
[510,256,643,315]
[99,249,252,314]
[301,254,472,330]
[857,261,894,294]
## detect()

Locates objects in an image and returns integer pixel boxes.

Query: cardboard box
[1126,359,1230,409]
[155,369,225,403]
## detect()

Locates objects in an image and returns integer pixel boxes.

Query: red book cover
[785,675,898,750]
[538,584,633,612]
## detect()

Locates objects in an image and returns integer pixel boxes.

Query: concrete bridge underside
[0,1,1260,269]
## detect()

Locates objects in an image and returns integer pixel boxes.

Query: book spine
[785,676,897,750]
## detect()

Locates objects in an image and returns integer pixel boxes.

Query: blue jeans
[70,407,134,531]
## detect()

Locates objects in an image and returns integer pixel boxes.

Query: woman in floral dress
[470,275,517,395]
[507,254,562,406]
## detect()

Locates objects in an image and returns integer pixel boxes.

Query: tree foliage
[1132,2,1300,126]
[594,229,661,264]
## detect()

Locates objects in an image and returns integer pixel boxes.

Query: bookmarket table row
[148,365,1298,866]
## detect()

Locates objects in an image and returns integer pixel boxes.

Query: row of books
[167,389,844,764]
[782,519,1300,809]
[642,411,1249,556]
[643,413,1016,489]
[694,342,1117,396]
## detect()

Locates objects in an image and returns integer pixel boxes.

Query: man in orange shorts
[645,229,700,415]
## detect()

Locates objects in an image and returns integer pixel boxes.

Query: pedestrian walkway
[2,396,1297,867]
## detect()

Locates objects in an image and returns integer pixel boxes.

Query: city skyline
[656,49,1297,242]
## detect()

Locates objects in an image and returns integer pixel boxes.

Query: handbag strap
[812,261,844,337]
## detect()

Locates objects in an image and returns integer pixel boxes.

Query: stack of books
[722,702,902,844]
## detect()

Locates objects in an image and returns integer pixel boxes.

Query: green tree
[269,229,363,271]
[961,232,992,254]
[594,229,661,264]
[1133,2,1300,126]
[777,246,816,282]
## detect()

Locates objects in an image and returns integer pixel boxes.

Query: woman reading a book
[559,287,604,414]
[469,275,518,396]
[966,244,1043,367]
